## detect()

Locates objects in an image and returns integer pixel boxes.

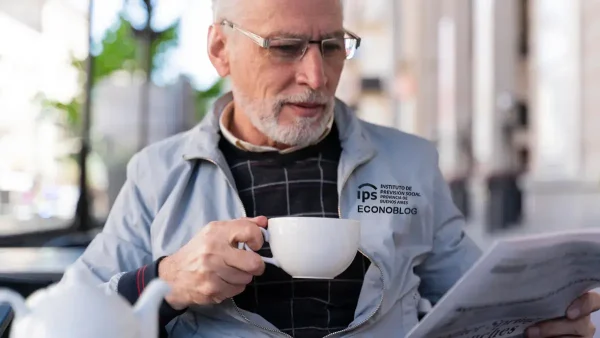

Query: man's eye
[270,43,305,57]
[322,40,345,57]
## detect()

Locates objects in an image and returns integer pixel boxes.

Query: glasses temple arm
[221,20,268,48]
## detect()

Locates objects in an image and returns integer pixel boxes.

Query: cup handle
[237,227,280,267]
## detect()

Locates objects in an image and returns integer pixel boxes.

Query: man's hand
[526,292,600,337]
[158,216,268,310]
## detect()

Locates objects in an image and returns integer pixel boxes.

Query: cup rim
[268,216,360,224]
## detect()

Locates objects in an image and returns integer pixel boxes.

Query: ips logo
[357,183,378,202]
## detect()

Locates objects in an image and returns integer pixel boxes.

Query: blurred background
[0,0,599,334]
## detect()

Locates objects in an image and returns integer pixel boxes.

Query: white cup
[238,217,361,279]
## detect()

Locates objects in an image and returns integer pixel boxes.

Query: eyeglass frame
[219,19,362,61]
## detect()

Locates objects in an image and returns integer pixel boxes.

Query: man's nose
[296,44,327,90]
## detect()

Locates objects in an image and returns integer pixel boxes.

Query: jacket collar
[182,92,232,163]
[182,92,377,176]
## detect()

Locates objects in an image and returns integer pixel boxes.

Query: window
[0,2,104,235]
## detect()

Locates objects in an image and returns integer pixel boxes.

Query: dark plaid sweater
[221,125,370,337]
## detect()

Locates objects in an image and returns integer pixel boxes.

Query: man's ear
[207,25,230,77]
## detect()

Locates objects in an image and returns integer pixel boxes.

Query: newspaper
[406,229,600,338]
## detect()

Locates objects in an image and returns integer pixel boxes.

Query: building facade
[338,0,600,190]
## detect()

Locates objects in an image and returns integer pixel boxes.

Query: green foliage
[150,20,180,69]
[42,14,182,131]
[91,16,138,79]
[40,98,83,135]
[41,9,223,135]
[85,15,181,79]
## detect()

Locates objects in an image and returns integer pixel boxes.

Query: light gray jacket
[66,93,481,337]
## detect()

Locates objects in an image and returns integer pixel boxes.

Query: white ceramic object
[240,217,361,279]
[0,268,171,338]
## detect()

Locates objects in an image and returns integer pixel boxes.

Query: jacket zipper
[322,157,385,338]
[195,155,384,338]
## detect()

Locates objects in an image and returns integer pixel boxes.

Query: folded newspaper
[406,229,600,338]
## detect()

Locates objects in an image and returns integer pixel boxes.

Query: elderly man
[66,0,599,337]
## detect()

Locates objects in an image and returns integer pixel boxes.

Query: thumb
[244,216,268,227]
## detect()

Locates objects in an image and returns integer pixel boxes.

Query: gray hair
[212,0,344,22]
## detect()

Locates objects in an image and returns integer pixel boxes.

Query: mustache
[283,91,330,105]
[274,91,332,111]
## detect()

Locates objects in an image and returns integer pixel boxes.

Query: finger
[203,251,255,284]
[215,280,246,299]
[242,216,268,228]
[195,273,245,302]
[526,316,593,337]
[223,247,266,276]
[213,261,254,285]
[567,292,600,319]
[229,219,265,251]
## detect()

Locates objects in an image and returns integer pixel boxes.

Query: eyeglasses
[220,20,361,62]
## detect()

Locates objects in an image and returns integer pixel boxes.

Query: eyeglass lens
[268,38,357,61]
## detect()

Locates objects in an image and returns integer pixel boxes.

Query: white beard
[234,90,335,147]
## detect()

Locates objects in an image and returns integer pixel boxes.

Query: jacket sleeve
[414,151,483,305]
[62,153,184,331]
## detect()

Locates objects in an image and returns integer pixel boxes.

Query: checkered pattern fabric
[220,126,370,338]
